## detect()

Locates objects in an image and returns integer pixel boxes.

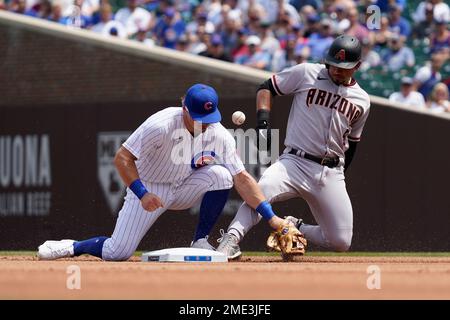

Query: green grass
[0,251,36,256]
[2,251,450,257]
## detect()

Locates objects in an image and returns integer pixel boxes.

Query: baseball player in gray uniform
[217,35,371,259]
[38,84,292,261]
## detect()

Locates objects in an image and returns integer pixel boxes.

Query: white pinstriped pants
[102,165,233,261]
[228,153,353,252]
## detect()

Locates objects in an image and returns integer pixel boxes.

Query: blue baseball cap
[110,27,118,35]
[211,34,223,46]
[165,7,175,18]
[307,14,320,23]
[184,84,221,123]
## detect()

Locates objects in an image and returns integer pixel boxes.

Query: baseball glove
[267,223,307,261]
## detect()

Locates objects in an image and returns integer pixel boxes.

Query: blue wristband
[255,201,275,220]
[129,179,148,200]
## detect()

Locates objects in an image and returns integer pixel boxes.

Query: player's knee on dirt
[325,230,352,252]
[102,242,135,261]
[103,250,134,261]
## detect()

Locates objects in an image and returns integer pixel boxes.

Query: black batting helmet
[324,35,362,69]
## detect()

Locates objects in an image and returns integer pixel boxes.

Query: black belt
[288,148,340,168]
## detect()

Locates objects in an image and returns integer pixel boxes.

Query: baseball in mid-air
[232,111,246,126]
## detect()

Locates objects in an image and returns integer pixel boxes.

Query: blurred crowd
[1,0,450,112]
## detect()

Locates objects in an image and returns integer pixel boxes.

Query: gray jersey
[270,63,371,158]
[123,107,245,186]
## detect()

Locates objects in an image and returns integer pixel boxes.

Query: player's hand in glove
[267,221,307,260]
[256,109,271,152]
[141,193,164,212]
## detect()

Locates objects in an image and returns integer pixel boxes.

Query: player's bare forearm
[114,146,140,186]
[233,171,265,208]
[114,146,164,210]
[233,171,285,229]
[256,89,272,112]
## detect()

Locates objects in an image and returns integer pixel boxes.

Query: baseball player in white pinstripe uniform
[217,35,371,259]
[38,84,293,261]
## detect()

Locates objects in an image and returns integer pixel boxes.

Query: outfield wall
[0,11,449,251]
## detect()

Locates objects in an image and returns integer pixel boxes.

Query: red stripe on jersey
[348,136,361,142]
[343,78,357,87]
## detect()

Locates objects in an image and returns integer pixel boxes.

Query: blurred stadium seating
[2,0,449,99]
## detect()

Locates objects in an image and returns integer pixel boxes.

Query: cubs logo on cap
[184,84,221,123]
[204,102,213,111]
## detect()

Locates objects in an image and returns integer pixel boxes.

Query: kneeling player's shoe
[190,237,216,251]
[284,216,303,230]
[38,239,75,260]
[216,230,241,260]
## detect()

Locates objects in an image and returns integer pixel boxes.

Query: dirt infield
[1,255,449,299]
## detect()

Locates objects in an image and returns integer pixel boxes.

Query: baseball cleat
[216,231,241,260]
[284,216,303,230]
[37,239,75,260]
[190,237,216,251]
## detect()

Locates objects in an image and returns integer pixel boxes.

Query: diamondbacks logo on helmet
[335,49,346,61]
[191,151,216,169]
